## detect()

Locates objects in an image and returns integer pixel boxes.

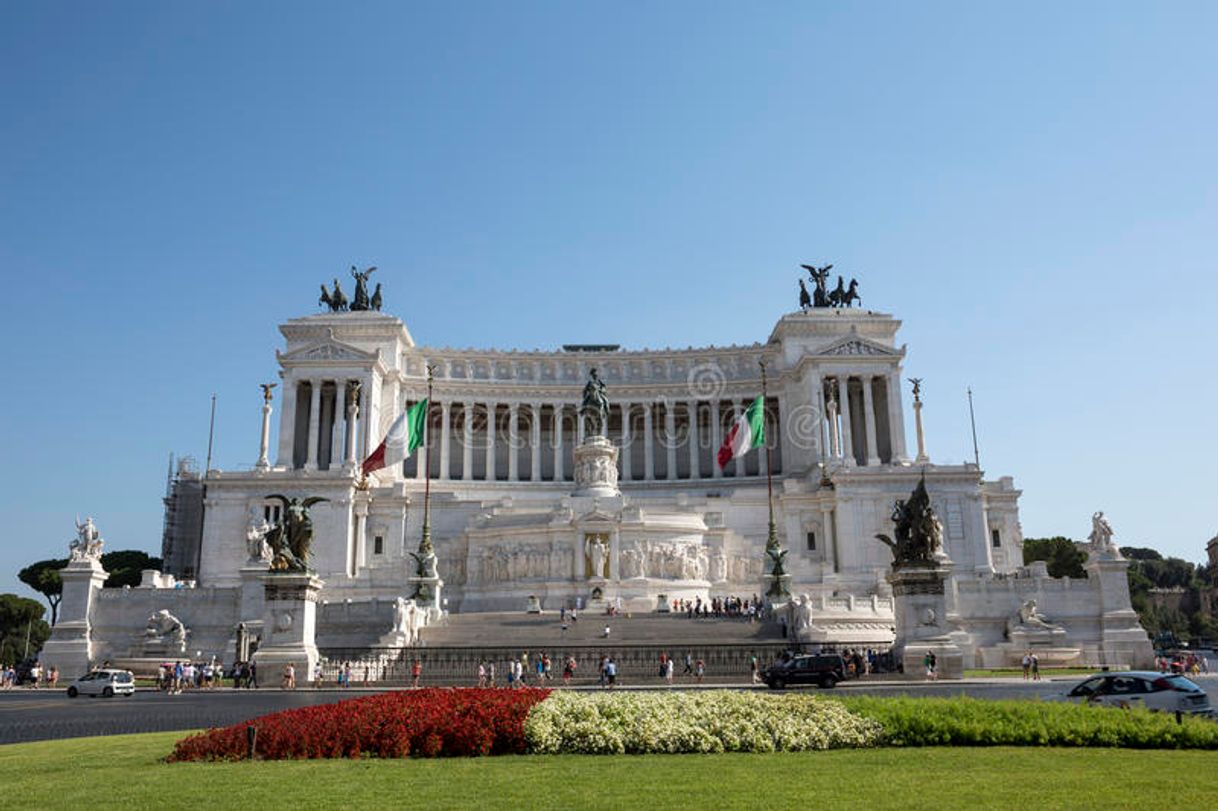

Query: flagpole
[760,360,776,553]
[420,365,436,558]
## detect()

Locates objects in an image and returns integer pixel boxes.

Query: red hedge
[168,688,551,761]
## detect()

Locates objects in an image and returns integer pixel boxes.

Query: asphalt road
[0,675,1136,745]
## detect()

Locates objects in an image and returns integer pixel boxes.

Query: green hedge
[841,696,1218,749]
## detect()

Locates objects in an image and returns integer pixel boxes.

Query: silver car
[66,669,135,698]
[1066,671,1211,715]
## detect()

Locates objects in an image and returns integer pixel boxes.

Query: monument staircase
[320,611,792,686]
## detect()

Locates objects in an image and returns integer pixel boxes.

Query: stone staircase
[319,611,790,686]
[417,611,784,647]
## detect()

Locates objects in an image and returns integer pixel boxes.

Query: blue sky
[1,2,1215,602]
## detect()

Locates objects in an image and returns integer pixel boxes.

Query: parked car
[66,669,135,698]
[1064,671,1212,715]
[763,653,851,689]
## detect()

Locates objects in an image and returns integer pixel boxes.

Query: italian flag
[717,395,766,469]
[361,399,428,476]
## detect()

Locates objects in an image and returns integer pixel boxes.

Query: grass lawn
[4,732,1217,810]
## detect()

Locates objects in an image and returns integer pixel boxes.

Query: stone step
[417,611,784,647]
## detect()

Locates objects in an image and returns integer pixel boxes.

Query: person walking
[683,652,693,677]
[477,660,487,688]
[664,657,674,685]
[924,651,937,681]
[605,657,618,688]
[1021,652,1031,680]
[695,658,705,684]
[562,656,576,686]
[411,658,423,689]
[1030,653,1040,681]
[749,653,760,685]
[282,662,296,690]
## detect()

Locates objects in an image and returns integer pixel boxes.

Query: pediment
[574,508,618,525]
[815,335,901,357]
[279,338,378,364]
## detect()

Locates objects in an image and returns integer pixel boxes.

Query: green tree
[99,550,163,588]
[1022,537,1088,579]
[17,558,67,626]
[0,593,51,664]
[1120,546,1162,561]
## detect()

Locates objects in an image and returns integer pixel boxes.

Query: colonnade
[401,397,781,482]
[819,372,906,467]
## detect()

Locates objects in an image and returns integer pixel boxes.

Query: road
[0,675,1137,745]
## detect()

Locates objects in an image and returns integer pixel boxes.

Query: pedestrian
[605,657,618,688]
[313,662,324,688]
[477,660,487,688]
[924,651,937,681]
[1031,653,1040,681]
[664,657,674,685]
[487,661,496,687]
[695,658,705,684]
[749,653,760,684]
[603,624,611,639]
[683,652,693,676]
[249,661,258,689]
[1021,652,1031,680]
[283,662,296,690]
[411,658,422,688]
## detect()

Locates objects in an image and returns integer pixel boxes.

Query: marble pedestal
[39,557,108,678]
[251,573,324,680]
[572,436,620,497]
[410,575,445,622]
[887,564,963,679]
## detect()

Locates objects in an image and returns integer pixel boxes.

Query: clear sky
[1,2,1215,602]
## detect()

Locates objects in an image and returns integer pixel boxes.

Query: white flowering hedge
[524,690,883,755]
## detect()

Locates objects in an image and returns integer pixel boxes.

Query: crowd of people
[671,594,767,621]
[1156,652,1210,675]
[0,661,58,689]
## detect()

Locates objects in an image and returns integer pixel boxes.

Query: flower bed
[168,688,550,761]
[841,696,1218,749]
[524,690,883,754]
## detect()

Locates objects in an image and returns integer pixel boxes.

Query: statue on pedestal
[875,476,944,569]
[264,495,328,572]
[70,516,104,562]
[246,510,273,563]
[349,266,377,311]
[143,609,188,650]
[1087,511,1121,558]
[319,278,349,312]
[580,368,610,437]
[586,536,608,579]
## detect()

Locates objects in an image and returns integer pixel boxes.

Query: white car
[1065,671,1212,715]
[66,669,136,698]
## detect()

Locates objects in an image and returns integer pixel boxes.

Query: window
[373,535,384,555]
[806,531,817,551]
[991,528,1001,548]
[263,503,282,524]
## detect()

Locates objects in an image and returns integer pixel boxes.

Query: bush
[841,696,1218,749]
[168,688,550,761]
[524,690,883,755]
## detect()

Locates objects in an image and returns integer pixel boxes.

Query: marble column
[620,403,632,482]
[711,400,723,478]
[256,389,273,471]
[643,402,655,480]
[664,402,678,480]
[553,404,565,481]
[345,384,359,469]
[304,379,322,471]
[439,401,451,480]
[329,386,343,470]
[837,376,855,467]
[863,375,881,466]
[275,378,297,468]
[687,400,700,479]
[826,384,841,460]
[462,402,474,481]
[508,403,519,481]
[485,402,497,481]
[887,371,909,463]
[815,376,829,464]
[530,402,542,482]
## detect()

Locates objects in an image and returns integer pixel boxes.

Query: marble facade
[41,300,1153,673]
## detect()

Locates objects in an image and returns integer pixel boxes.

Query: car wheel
[772,678,785,690]
[819,676,838,689]
[102,687,114,698]
[123,691,134,697]
[67,687,78,698]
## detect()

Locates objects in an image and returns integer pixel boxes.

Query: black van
[762,653,850,689]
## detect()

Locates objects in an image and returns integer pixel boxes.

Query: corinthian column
[643,403,655,480]
[687,400,700,479]
[530,402,542,482]
[462,401,474,481]
[863,375,880,466]
[508,403,520,481]
[620,403,632,482]
[304,379,322,471]
[256,385,274,471]
[439,401,451,480]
